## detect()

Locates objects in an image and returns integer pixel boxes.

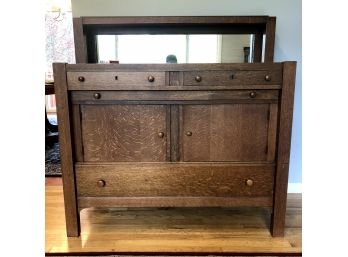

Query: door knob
[245,179,254,187]
[97,180,106,187]
[158,132,165,138]
[93,93,101,99]
[185,131,192,136]
[148,75,155,82]
[249,91,257,98]
[195,76,202,82]
[265,75,271,81]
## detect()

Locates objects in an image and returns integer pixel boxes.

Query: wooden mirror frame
[73,16,276,64]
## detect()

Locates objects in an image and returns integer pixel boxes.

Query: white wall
[71,0,302,184]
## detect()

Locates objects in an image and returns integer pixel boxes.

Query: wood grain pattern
[183,70,282,86]
[264,17,276,63]
[71,104,83,162]
[80,105,167,162]
[71,90,279,103]
[81,16,270,25]
[78,196,273,209]
[67,71,165,89]
[170,105,180,161]
[53,63,80,237]
[53,61,296,238]
[267,103,278,161]
[45,183,301,254]
[271,61,297,236]
[181,104,274,162]
[72,18,87,63]
[66,63,283,72]
[253,33,263,62]
[75,163,274,198]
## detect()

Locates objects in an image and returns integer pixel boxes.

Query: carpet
[46,115,62,176]
[45,142,62,176]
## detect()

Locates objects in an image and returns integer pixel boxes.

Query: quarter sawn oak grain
[53,62,296,238]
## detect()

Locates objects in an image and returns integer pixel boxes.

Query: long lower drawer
[75,163,274,208]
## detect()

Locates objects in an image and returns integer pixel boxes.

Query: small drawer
[67,71,165,90]
[70,90,279,103]
[183,70,282,86]
[75,163,275,198]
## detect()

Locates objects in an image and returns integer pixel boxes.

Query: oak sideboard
[53,62,296,237]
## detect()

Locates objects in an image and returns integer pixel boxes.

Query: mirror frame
[73,16,276,64]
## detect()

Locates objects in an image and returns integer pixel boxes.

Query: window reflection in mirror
[97,35,255,64]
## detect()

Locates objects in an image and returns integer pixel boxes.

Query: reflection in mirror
[97,35,255,64]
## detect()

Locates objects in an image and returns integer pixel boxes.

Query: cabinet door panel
[81,105,167,161]
[182,104,273,162]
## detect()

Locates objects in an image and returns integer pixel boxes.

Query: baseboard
[288,183,302,193]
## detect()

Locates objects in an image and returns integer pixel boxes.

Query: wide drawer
[67,71,165,89]
[183,70,282,86]
[75,163,274,198]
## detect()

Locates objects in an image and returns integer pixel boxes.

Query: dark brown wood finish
[253,33,263,62]
[72,18,87,63]
[67,71,166,89]
[271,62,297,236]
[170,105,180,161]
[181,104,274,162]
[183,70,281,86]
[264,17,276,63]
[80,104,168,162]
[53,63,80,237]
[67,63,283,71]
[71,104,83,162]
[54,62,296,237]
[71,90,279,103]
[73,16,276,64]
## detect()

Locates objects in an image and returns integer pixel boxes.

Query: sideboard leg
[54,63,81,237]
[65,206,81,237]
[270,163,289,237]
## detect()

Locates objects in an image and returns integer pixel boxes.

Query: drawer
[70,90,279,103]
[75,163,274,198]
[183,70,282,86]
[67,71,165,89]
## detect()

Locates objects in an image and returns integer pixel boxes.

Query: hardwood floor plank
[45,183,301,254]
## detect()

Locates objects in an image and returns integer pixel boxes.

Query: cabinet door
[81,105,168,162]
[181,104,277,162]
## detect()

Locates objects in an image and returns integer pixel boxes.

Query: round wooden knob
[195,76,202,82]
[148,75,155,82]
[265,75,271,81]
[185,131,192,136]
[97,180,106,187]
[78,76,85,82]
[158,132,165,138]
[246,179,254,187]
[93,93,101,99]
[249,91,256,98]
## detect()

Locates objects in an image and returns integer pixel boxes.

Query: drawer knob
[158,132,165,138]
[93,93,101,99]
[265,75,271,81]
[185,131,193,136]
[246,179,254,187]
[78,76,85,82]
[195,76,202,82]
[97,180,106,187]
[148,75,155,82]
[249,91,257,98]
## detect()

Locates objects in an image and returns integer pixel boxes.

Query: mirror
[96,34,258,64]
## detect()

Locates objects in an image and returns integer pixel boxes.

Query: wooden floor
[45,177,301,255]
